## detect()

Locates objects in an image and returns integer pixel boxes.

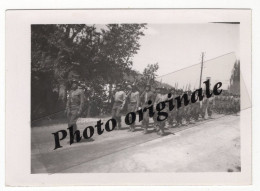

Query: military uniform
[112,86,126,129]
[167,88,177,127]
[184,91,192,124]
[176,89,184,126]
[66,85,84,132]
[152,87,160,128]
[127,87,140,131]
[140,85,154,134]
[154,88,168,135]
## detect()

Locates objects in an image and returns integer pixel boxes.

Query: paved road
[31,113,240,173]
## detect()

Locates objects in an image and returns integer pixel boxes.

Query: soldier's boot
[143,127,148,134]
[157,125,164,136]
[143,123,148,134]
[160,128,165,136]
[130,124,135,132]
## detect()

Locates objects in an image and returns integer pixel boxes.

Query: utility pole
[199,52,205,88]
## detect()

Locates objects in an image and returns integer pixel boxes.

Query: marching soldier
[65,80,85,134]
[153,87,160,127]
[154,87,168,135]
[176,89,184,126]
[127,85,140,132]
[184,90,192,125]
[207,94,215,118]
[112,84,126,130]
[167,87,177,128]
[140,84,155,134]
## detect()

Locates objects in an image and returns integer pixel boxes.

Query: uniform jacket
[140,90,155,106]
[66,88,84,113]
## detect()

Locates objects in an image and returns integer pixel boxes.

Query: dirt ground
[31,113,240,173]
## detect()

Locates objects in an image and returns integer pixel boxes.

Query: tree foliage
[138,63,159,87]
[229,59,240,95]
[31,24,146,120]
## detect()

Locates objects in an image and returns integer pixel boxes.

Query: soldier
[112,84,126,130]
[127,85,140,132]
[207,94,215,118]
[154,87,168,135]
[184,90,192,125]
[153,87,161,127]
[65,80,85,134]
[176,89,184,126]
[190,95,200,122]
[167,87,177,128]
[140,84,155,134]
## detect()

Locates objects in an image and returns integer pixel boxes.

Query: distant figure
[112,84,126,130]
[65,80,84,133]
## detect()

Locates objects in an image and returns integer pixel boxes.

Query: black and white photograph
[5,9,252,186]
[30,22,248,173]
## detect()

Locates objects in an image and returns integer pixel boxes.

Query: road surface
[31,113,240,173]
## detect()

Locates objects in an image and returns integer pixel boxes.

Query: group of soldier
[65,80,240,137]
[111,83,241,136]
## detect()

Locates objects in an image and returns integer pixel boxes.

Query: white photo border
[5,9,252,186]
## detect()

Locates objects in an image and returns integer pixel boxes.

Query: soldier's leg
[208,104,212,117]
[67,110,80,142]
[153,114,157,130]
[176,109,181,126]
[142,111,149,134]
[130,104,137,131]
[179,108,183,125]
[115,106,122,129]
[158,121,165,136]
[129,108,136,132]
[111,106,119,129]
[186,108,191,125]
[111,106,117,119]
[168,112,173,128]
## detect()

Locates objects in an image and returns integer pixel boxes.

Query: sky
[96,23,240,89]
[156,52,237,90]
[96,23,239,89]
[131,23,239,89]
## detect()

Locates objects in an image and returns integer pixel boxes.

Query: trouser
[208,103,213,117]
[142,103,152,129]
[154,112,166,134]
[168,109,177,126]
[67,108,80,142]
[127,102,137,128]
[112,102,123,127]
[184,106,191,122]
[176,108,183,125]
[68,108,80,129]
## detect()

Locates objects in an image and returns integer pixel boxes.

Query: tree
[31,24,147,120]
[229,59,240,95]
[138,63,159,88]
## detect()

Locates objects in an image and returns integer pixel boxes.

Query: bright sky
[132,23,239,78]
